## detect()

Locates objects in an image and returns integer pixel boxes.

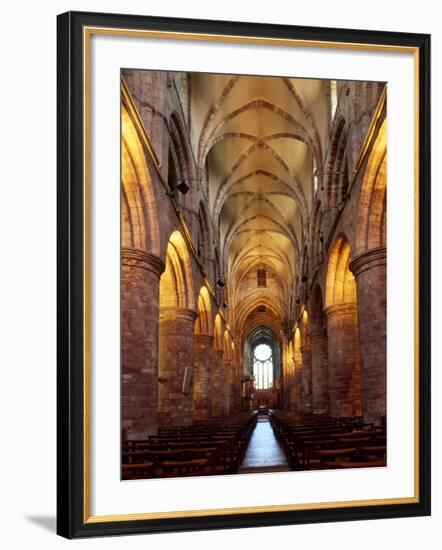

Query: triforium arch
[158,230,197,427]
[167,111,195,203]
[325,235,361,417]
[196,200,213,270]
[309,199,324,273]
[325,116,349,210]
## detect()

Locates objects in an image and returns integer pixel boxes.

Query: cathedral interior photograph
[120,69,387,481]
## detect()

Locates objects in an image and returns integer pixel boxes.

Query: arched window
[253,344,274,389]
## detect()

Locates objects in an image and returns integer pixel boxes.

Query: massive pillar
[289,367,297,411]
[300,344,313,413]
[310,328,329,415]
[193,334,213,421]
[229,360,239,414]
[284,342,293,411]
[121,249,164,440]
[325,303,362,418]
[223,359,232,416]
[158,307,197,426]
[211,349,224,417]
[350,246,386,425]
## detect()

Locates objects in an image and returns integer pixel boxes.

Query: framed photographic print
[57,11,431,538]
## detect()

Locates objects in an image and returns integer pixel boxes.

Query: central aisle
[238,418,290,473]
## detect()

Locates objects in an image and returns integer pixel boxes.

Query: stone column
[283,350,292,411]
[211,349,224,417]
[294,362,303,412]
[193,334,213,422]
[310,329,329,415]
[229,360,237,414]
[121,248,165,440]
[158,307,197,426]
[283,366,290,411]
[286,360,294,411]
[300,345,313,413]
[350,246,386,426]
[325,303,362,418]
[223,359,232,416]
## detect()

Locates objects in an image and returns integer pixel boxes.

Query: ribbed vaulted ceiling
[190,74,330,337]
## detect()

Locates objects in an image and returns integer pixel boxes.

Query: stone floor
[238,418,291,473]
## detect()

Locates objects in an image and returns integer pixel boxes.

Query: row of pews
[269,411,386,471]
[122,412,258,480]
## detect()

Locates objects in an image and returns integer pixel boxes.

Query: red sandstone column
[193,334,213,421]
[223,359,232,416]
[300,345,313,413]
[294,363,303,412]
[283,353,291,410]
[229,360,237,414]
[211,349,224,417]
[350,247,386,425]
[325,303,362,418]
[158,307,197,426]
[121,248,164,440]
[283,368,289,410]
[310,329,329,415]
[288,364,296,411]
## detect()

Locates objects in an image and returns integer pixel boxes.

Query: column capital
[195,334,215,345]
[160,307,198,323]
[350,246,386,278]
[324,302,357,317]
[121,247,165,276]
[309,328,327,340]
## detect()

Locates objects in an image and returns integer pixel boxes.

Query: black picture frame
[57,10,431,539]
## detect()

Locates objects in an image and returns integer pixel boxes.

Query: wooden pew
[121,412,258,479]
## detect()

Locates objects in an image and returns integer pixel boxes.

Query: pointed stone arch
[325,235,357,308]
[193,286,214,421]
[356,118,387,255]
[194,286,212,336]
[159,230,196,311]
[121,105,160,256]
[325,235,361,418]
[158,230,197,426]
